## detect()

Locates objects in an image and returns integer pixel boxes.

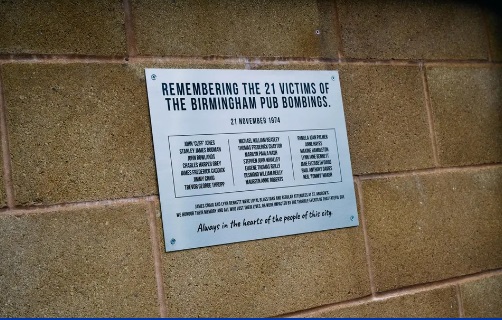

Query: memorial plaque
[145,69,358,251]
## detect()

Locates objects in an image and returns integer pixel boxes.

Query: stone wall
[0,0,501,317]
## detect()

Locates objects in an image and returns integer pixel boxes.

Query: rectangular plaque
[145,69,358,251]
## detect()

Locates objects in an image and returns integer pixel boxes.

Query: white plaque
[145,69,358,251]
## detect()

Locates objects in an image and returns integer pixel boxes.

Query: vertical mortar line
[481,7,493,62]
[244,60,251,70]
[455,284,465,317]
[332,0,345,60]
[354,176,376,296]
[0,68,15,208]
[123,0,138,58]
[147,201,168,317]
[419,62,439,167]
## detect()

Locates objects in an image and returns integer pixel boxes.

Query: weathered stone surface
[310,287,458,317]
[363,167,502,292]
[158,213,370,317]
[339,65,434,174]
[338,0,488,60]
[132,0,338,58]
[0,0,126,55]
[487,7,502,62]
[461,274,502,318]
[0,137,5,207]
[0,204,159,317]
[2,63,157,205]
[427,66,502,166]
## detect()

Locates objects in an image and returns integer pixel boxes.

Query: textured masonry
[0,204,159,317]
[157,211,370,317]
[2,63,157,205]
[362,167,502,292]
[0,0,501,317]
[309,287,459,318]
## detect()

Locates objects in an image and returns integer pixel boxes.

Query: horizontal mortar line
[1,54,334,66]
[0,54,264,65]
[373,268,502,301]
[357,162,502,181]
[129,55,345,66]
[339,58,419,66]
[131,56,500,67]
[128,55,251,65]
[1,53,500,67]
[0,195,159,216]
[340,58,500,67]
[444,268,502,286]
[423,60,502,67]
[0,54,128,64]
[242,56,339,64]
[279,267,502,318]
[278,295,374,318]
